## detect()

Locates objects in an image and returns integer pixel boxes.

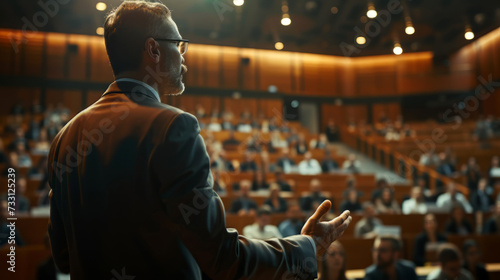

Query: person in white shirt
[298,151,322,175]
[436,182,473,214]
[342,153,361,173]
[207,117,222,131]
[402,186,427,214]
[243,206,282,240]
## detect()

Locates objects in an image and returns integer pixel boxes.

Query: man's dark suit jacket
[47,81,316,280]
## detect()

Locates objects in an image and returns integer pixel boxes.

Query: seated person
[299,179,328,212]
[371,178,389,203]
[364,236,418,280]
[207,117,222,131]
[375,187,401,214]
[427,243,473,280]
[0,176,30,214]
[436,152,459,178]
[243,205,282,239]
[278,202,304,237]
[462,239,489,280]
[264,183,288,213]
[354,202,383,239]
[321,149,339,173]
[445,204,473,236]
[483,201,500,234]
[342,153,361,173]
[413,214,447,266]
[276,147,295,174]
[228,180,257,215]
[239,151,258,172]
[273,171,292,192]
[295,133,308,155]
[402,186,427,214]
[339,188,362,213]
[298,151,322,175]
[436,182,473,214]
[470,178,494,212]
[320,242,347,280]
[309,133,329,150]
[251,170,269,191]
[325,119,340,143]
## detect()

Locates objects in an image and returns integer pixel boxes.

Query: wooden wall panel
[46,89,82,115]
[258,50,293,93]
[372,103,401,123]
[257,99,283,119]
[67,34,89,81]
[46,32,66,80]
[89,36,113,83]
[22,32,44,77]
[0,30,17,76]
[220,46,240,89]
[223,97,258,118]
[0,87,41,116]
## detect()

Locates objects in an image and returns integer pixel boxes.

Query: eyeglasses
[154,38,189,55]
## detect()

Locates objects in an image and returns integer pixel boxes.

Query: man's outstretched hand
[301,200,352,258]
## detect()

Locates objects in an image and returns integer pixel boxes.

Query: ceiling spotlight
[356,36,366,45]
[405,20,415,35]
[275,42,284,50]
[233,0,244,6]
[393,43,403,55]
[96,2,107,11]
[281,14,291,26]
[331,7,338,14]
[96,27,104,36]
[367,2,377,19]
[464,26,474,40]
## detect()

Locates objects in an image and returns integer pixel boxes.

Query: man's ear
[145,38,160,63]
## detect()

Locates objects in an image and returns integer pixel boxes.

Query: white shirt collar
[115,78,161,102]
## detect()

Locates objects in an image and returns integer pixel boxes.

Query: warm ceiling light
[356,36,366,45]
[331,7,338,14]
[393,43,403,55]
[96,27,104,36]
[464,26,474,40]
[233,0,244,6]
[281,14,291,26]
[405,25,415,35]
[367,3,377,19]
[275,42,284,50]
[96,2,107,11]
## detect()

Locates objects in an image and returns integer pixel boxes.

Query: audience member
[462,239,489,280]
[470,178,494,212]
[295,133,308,155]
[354,202,382,239]
[278,202,304,237]
[325,119,340,143]
[488,156,499,186]
[32,128,51,155]
[298,151,322,175]
[419,151,439,167]
[246,131,263,152]
[273,171,292,192]
[427,243,473,280]
[310,134,329,150]
[321,149,339,173]
[402,187,427,214]
[264,183,288,213]
[8,127,30,152]
[207,117,222,131]
[222,130,241,148]
[251,170,269,191]
[269,130,287,150]
[276,147,296,174]
[444,204,473,235]
[342,154,361,173]
[375,187,401,214]
[413,214,447,266]
[461,157,481,192]
[436,182,473,213]
[364,236,417,280]
[339,188,362,213]
[299,179,328,212]
[483,201,500,234]
[242,205,282,239]
[15,142,32,168]
[371,178,389,203]
[320,241,347,280]
[436,152,459,178]
[220,112,234,130]
[240,151,258,172]
[228,180,257,215]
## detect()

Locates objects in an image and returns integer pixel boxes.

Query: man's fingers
[309,200,332,222]
[329,210,350,228]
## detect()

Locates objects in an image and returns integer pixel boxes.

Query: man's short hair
[376,235,402,252]
[104,1,171,76]
[437,243,461,265]
[257,205,272,217]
